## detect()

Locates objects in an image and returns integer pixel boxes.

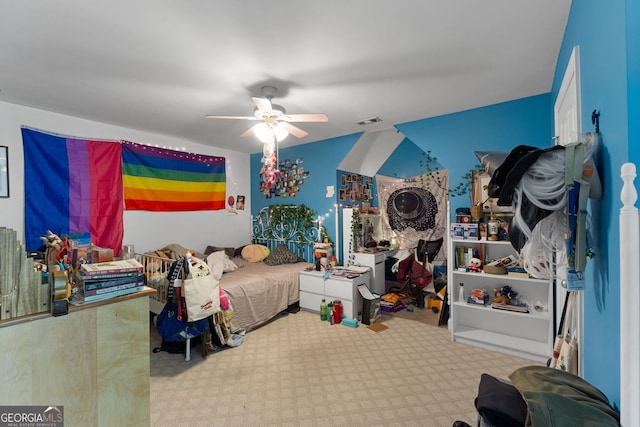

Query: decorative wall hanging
[338,171,374,208]
[21,127,124,254]
[122,141,226,211]
[227,195,237,215]
[260,157,309,198]
[237,195,245,210]
[376,173,448,252]
[259,140,278,190]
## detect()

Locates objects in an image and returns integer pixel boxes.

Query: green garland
[265,204,332,246]
[351,208,361,253]
[419,150,482,198]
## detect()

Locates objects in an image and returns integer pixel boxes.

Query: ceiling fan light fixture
[254,122,289,143]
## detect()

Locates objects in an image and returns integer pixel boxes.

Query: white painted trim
[554,45,584,376]
[554,45,582,147]
[620,162,639,427]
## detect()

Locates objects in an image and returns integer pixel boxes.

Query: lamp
[254,122,289,144]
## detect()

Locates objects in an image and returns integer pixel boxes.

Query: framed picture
[471,169,510,212]
[0,146,8,198]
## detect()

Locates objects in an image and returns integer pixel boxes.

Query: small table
[299,269,371,320]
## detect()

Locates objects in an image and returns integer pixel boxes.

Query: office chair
[396,237,443,308]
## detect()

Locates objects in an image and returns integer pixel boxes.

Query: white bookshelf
[448,237,554,363]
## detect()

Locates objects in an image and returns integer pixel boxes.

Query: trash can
[358,283,381,325]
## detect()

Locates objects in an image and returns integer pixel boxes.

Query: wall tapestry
[21,127,124,255]
[376,173,448,254]
[260,157,309,198]
[122,141,226,211]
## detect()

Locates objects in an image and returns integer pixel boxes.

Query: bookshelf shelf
[448,233,554,362]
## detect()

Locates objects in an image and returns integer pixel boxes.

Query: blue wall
[627,0,640,168]
[377,137,432,178]
[396,94,553,216]
[246,1,640,410]
[251,95,551,244]
[250,133,361,241]
[551,0,635,410]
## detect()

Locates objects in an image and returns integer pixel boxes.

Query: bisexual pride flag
[22,128,123,254]
[122,141,225,211]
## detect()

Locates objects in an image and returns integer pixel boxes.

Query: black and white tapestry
[376,173,448,253]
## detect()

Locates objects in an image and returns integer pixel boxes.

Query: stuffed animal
[468,257,483,272]
[39,230,69,265]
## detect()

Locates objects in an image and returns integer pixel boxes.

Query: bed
[138,205,318,332]
[138,250,311,332]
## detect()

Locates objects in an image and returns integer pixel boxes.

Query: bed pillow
[206,250,239,274]
[241,244,270,262]
[204,245,235,259]
[264,244,300,266]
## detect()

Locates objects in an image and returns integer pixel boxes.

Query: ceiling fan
[206,85,328,142]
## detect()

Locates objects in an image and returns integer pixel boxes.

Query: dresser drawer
[299,272,325,294]
[300,291,324,313]
[324,278,354,300]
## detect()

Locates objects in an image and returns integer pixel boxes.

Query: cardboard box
[91,247,114,263]
[450,223,479,240]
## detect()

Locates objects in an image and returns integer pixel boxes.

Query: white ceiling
[0,1,571,154]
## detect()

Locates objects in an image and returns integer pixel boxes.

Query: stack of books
[380,300,405,313]
[506,267,529,278]
[75,258,145,302]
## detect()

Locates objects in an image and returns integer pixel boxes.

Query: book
[79,284,145,303]
[507,267,529,278]
[83,277,146,297]
[491,302,529,313]
[79,258,144,277]
[79,273,146,292]
[76,270,143,281]
[381,301,405,312]
[346,265,369,274]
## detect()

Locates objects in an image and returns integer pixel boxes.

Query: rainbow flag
[122,141,226,211]
[21,128,124,254]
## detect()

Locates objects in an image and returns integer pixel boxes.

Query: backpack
[153,301,208,354]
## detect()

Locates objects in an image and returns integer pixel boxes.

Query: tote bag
[183,255,221,321]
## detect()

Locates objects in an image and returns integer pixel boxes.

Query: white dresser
[299,269,371,320]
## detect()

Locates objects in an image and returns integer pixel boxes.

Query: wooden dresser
[0,288,155,427]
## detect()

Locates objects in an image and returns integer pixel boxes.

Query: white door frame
[553,45,583,376]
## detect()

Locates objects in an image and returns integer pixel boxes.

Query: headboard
[251,205,321,263]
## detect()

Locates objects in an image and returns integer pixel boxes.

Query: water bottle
[320,298,328,321]
[459,283,465,303]
[333,300,343,324]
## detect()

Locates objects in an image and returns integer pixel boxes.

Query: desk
[351,248,397,295]
[0,288,155,427]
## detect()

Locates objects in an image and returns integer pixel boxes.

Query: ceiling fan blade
[280,113,328,123]
[279,122,308,138]
[240,125,257,138]
[206,115,259,120]
[252,97,273,113]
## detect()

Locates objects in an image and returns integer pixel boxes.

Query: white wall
[0,101,251,254]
